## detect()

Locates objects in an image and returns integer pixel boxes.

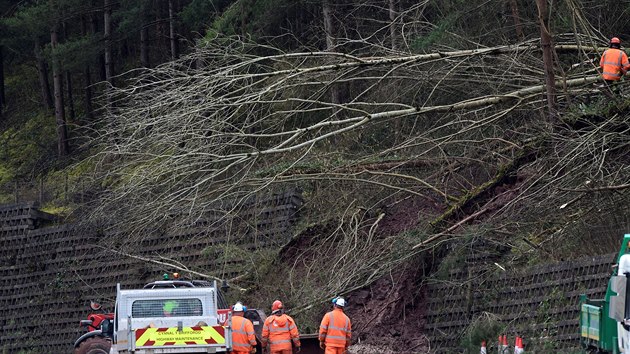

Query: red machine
[74,301,114,354]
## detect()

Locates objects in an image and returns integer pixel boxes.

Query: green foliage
[50,34,100,71]
[115,0,152,34]
[253,153,352,177]
[0,111,56,179]
[39,204,70,216]
[202,243,250,263]
[536,287,567,324]
[410,15,455,52]
[460,312,504,353]
[433,237,469,280]
[181,0,231,33]
[210,0,302,39]
[0,151,14,187]
[0,2,50,42]
[210,1,242,36]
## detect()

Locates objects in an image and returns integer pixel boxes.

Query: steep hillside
[2,1,630,353]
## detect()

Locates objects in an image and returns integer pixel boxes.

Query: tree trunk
[322,0,347,114]
[535,0,556,118]
[239,0,251,37]
[62,23,75,121]
[83,66,94,120]
[34,39,54,110]
[322,0,336,51]
[0,45,5,117]
[65,72,75,121]
[104,0,114,84]
[168,0,178,60]
[140,25,150,67]
[389,0,398,50]
[90,14,107,82]
[51,23,70,156]
[509,0,524,41]
[155,0,168,60]
[81,16,94,120]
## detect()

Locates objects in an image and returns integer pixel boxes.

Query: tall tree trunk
[0,45,5,118]
[322,0,347,114]
[168,0,178,60]
[509,0,524,41]
[62,22,75,121]
[389,0,398,50]
[389,0,400,136]
[90,14,107,82]
[535,0,556,118]
[81,16,94,120]
[34,39,54,110]
[65,72,75,121]
[240,0,246,36]
[104,0,114,84]
[51,23,70,156]
[140,25,150,67]
[322,0,336,51]
[155,0,168,60]
[82,67,94,120]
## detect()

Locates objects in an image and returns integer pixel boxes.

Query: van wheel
[75,336,111,354]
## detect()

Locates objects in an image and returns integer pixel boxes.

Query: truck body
[74,278,232,354]
[580,233,630,354]
[111,282,231,353]
[75,277,324,354]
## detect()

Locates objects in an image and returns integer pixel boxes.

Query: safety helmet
[271,300,283,313]
[332,296,346,307]
[611,37,621,44]
[163,300,178,314]
[232,302,246,312]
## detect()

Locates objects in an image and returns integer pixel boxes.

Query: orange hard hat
[611,37,621,44]
[271,300,283,312]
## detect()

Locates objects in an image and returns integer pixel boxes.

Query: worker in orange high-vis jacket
[261,300,301,354]
[319,297,351,354]
[601,37,630,94]
[230,302,257,354]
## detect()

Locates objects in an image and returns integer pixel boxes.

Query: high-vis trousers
[324,347,346,354]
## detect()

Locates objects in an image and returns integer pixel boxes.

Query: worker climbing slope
[319,297,351,354]
[230,302,257,354]
[600,37,630,95]
[261,300,301,354]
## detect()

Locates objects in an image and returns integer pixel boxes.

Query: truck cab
[110,279,232,354]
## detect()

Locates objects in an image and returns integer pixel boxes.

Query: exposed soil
[340,195,436,353]
[343,181,527,352]
[345,268,429,353]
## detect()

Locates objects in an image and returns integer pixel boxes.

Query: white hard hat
[232,302,245,312]
[333,297,346,307]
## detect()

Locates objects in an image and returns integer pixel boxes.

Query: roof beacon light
[162,273,169,280]
[173,272,180,279]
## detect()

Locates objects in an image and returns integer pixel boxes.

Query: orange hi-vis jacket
[601,48,630,81]
[319,308,351,348]
[261,314,300,352]
[231,315,257,353]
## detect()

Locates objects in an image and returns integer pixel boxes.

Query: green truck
[580,234,630,353]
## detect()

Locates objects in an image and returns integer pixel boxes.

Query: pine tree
[1,2,55,110]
